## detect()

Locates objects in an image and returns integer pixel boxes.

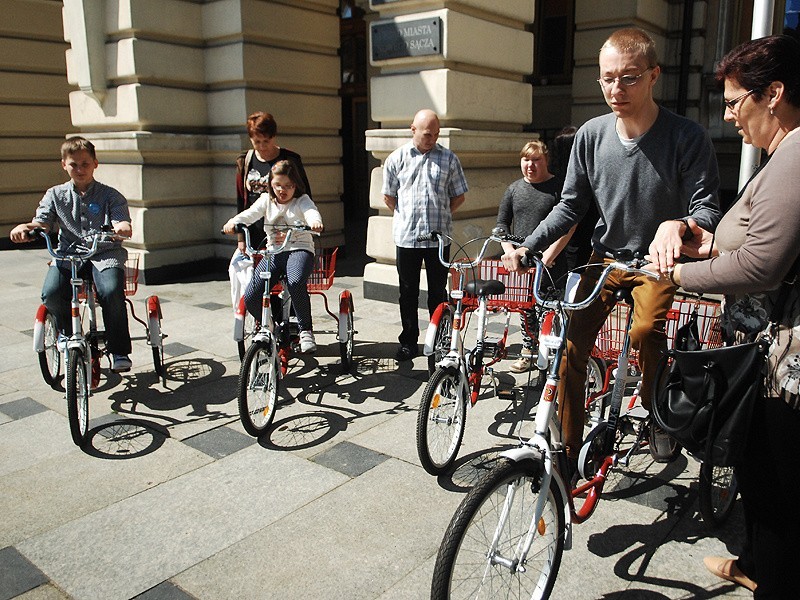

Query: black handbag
[652,334,768,466]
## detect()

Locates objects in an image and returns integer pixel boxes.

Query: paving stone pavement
[0,246,752,600]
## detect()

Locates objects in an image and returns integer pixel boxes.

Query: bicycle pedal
[497,388,515,400]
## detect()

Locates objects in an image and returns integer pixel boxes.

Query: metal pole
[738,0,775,189]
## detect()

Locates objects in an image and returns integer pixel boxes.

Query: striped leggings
[244,249,315,331]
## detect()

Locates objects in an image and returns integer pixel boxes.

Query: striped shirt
[382,142,468,248]
[34,180,130,270]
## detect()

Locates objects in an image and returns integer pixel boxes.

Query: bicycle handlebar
[420,227,524,271]
[30,227,121,262]
[520,248,660,311]
[222,221,315,256]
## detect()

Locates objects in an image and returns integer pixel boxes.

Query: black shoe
[648,421,679,463]
[395,344,418,362]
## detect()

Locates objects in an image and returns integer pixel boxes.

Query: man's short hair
[601,28,659,68]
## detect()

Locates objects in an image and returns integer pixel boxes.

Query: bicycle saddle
[465,279,505,297]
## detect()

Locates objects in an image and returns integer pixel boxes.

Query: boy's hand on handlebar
[112,221,132,239]
[9,223,43,244]
[501,246,530,274]
[222,220,238,235]
[309,221,323,233]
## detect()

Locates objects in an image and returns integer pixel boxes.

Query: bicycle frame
[495,254,659,566]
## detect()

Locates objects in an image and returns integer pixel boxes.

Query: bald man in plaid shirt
[382,109,468,362]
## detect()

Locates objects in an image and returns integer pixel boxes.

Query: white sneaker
[509,347,534,374]
[299,331,317,354]
[112,354,132,373]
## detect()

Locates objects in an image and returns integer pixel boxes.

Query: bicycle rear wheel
[37,308,61,388]
[698,462,738,528]
[416,366,467,475]
[432,458,565,600]
[66,348,90,446]
[238,340,279,437]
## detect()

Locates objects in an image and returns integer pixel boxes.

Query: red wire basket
[591,294,723,366]
[269,247,338,293]
[455,259,537,311]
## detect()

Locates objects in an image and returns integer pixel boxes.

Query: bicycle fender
[500,446,574,551]
[33,304,48,352]
[233,296,247,341]
[338,290,352,341]
[423,303,448,356]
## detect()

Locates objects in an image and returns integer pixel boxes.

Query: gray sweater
[523,107,721,257]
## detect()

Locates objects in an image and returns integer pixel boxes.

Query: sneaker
[509,347,535,373]
[111,354,132,373]
[395,344,418,362]
[299,330,317,354]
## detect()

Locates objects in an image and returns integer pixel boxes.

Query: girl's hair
[61,136,96,160]
[246,112,278,138]
[268,159,306,200]
[601,28,659,69]
[520,140,549,160]
[716,35,800,106]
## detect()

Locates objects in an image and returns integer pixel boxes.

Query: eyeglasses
[722,89,756,112]
[597,68,652,88]
[272,183,296,191]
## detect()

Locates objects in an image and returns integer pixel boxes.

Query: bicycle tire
[416,366,467,475]
[238,341,279,437]
[428,305,454,374]
[66,347,90,446]
[37,309,61,388]
[147,295,165,380]
[431,458,565,600]
[339,292,355,373]
[237,309,256,361]
[698,462,738,528]
[584,356,606,415]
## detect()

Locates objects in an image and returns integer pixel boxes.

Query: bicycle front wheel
[66,348,90,446]
[238,341,279,437]
[432,458,566,600]
[416,366,467,475]
[338,291,355,373]
[38,309,61,388]
[698,462,738,528]
[428,304,454,374]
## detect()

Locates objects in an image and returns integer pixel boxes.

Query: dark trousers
[736,396,800,598]
[396,245,450,347]
[558,252,675,457]
[244,250,315,331]
[42,263,131,355]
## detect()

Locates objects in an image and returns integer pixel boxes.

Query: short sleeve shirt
[34,180,130,270]
[382,142,468,248]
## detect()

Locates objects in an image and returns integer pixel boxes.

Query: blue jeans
[42,263,132,355]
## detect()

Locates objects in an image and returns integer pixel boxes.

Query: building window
[531,0,575,85]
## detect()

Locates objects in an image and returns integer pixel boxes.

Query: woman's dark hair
[549,126,577,185]
[268,159,306,200]
[716,35,800,106]
[246,112,278,138]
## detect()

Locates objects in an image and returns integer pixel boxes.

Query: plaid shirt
[382,142,468,248]
[34,180,130,270]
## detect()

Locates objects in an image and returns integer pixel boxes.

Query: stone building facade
[0,0,793,292]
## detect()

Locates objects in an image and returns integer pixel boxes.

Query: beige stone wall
[60,0,343,280]
[364,1,536,301]
[0,0,75,239]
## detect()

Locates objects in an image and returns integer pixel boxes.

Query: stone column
[63,0,343,282]
[363,1,537,305]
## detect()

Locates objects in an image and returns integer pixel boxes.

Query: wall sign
[371,17,442,61]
